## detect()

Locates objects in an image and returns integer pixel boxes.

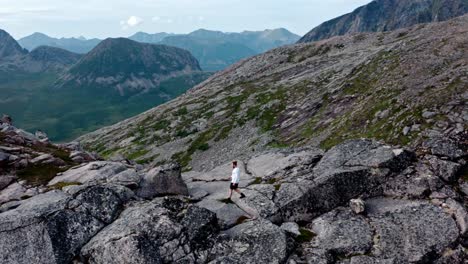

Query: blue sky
[0,0,371,39]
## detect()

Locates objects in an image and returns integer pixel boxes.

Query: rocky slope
[1,116,467,263]
[299,0,468,43]
[0,30,27,59]
[79,15,467,171]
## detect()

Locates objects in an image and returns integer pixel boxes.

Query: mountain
[0,33,211,141]
[0,46,81,73]
[160,35,257,71]
[149,28,300,71]
[0,30,27,58]
[18,32,101,53]
[79,15,467,173]
[60,38,203,96]
[128,32,176,43]
[299,0,468,43]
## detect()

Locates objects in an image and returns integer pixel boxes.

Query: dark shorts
[230,183,239,190]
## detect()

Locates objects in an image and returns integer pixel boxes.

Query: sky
[0,0,372,39]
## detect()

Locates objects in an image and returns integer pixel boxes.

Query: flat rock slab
[366,198,459,263]
[48,161,140,187]
[247,148,323,180]
[208,219,288,263]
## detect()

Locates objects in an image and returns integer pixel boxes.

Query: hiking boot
[240,193,246,199]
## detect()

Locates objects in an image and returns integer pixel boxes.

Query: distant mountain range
[0,32,210,141]
[18,32,101,54]
[17,28,300,71]
[299,0,468,43]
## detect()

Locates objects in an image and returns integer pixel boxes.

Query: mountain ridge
[299,0,468,43]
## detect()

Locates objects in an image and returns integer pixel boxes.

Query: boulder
[427,156,462,182]
[0,151,10,166]
[0,185,132,264]
[349,198,365,214]
[280,222,301,237]
[208,219,289,263]
[422,137,466,160]
[366,198,459,262]
[0,182,27,204]
[308,209,373,259]
[48,161,141,188]
[137,163,189,199]
[81,198,218,264]
[0,175,15,191]
[247,148,323,181]
[271,140,416,221]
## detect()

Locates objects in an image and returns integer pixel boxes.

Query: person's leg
[234,188,246,198]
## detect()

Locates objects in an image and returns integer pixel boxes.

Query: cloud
[151,16,160,21]
[120,15,143,29]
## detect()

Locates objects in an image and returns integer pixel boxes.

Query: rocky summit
[298,0,468,43]
[0,116,467,263]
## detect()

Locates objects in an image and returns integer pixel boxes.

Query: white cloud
[151,16,160,21]
[120,15,143,29]
[198,16,205,22]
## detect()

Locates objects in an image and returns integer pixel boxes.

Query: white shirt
[231,167,240,183]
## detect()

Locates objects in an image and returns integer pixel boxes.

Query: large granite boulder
[422,137,466,161]
[272,140,414,222]
[81,198,218,264]
[137,163,189,199]
[305,209,373,261]
[247,147,323,181]
[0,184,133,264]
[48,161,141,188]
[208,219,289,263]
[366,198,459,263]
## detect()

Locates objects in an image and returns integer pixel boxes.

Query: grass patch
[296,228,316,243]
[17,164,68,186]
[251,177,262,185]
[126,149,150,160]
[267,178,278,184]
[175,107,188,116]
[274,184,282,191]
[49,181,82,190]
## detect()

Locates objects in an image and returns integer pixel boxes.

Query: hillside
[299,0,468,43]
[128,32,176,43]
[18,32,101,53]
[79,15,467,172]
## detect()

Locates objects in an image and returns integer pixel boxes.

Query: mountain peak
[0,29,28,58]
[299,0,468,43]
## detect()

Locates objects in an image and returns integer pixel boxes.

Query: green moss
[214,125,233,142]
[175,107,188,116]
[251,177,262,185]
[152,119,170,131]
[126,149,150,160]
[267,178,278,184]
[296,228,316,243]
[274,184,282,191]
[49,181,82,190]
[17,164,68,186]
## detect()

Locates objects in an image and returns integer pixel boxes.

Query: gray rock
[48,161,140,187]
[209,219,289,263]
[273,140,413,222]
[427,156,462,182]
[280,222,301,237]
[422,111,437,119]
[197,198,247,229]
[0,175,15,191]
[309,209,373,258]
[444,198,468,237]
[247,148,323,181]
[422,137,466,160]
[30,153,54,164]
[350,198,365,214]
[0,151,10,165]
[81,198,217,264]
[343,256,397,264]
[403,126,410,135]
[434,245,467,264]
[137,163,189,199]
[460,182,468,196]
[0,185,132,264]
[366,198,459,262]
[0,182,27,204]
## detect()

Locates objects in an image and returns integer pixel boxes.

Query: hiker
[228,160,246,199]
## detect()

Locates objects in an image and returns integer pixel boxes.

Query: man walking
[228,160,246,199]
